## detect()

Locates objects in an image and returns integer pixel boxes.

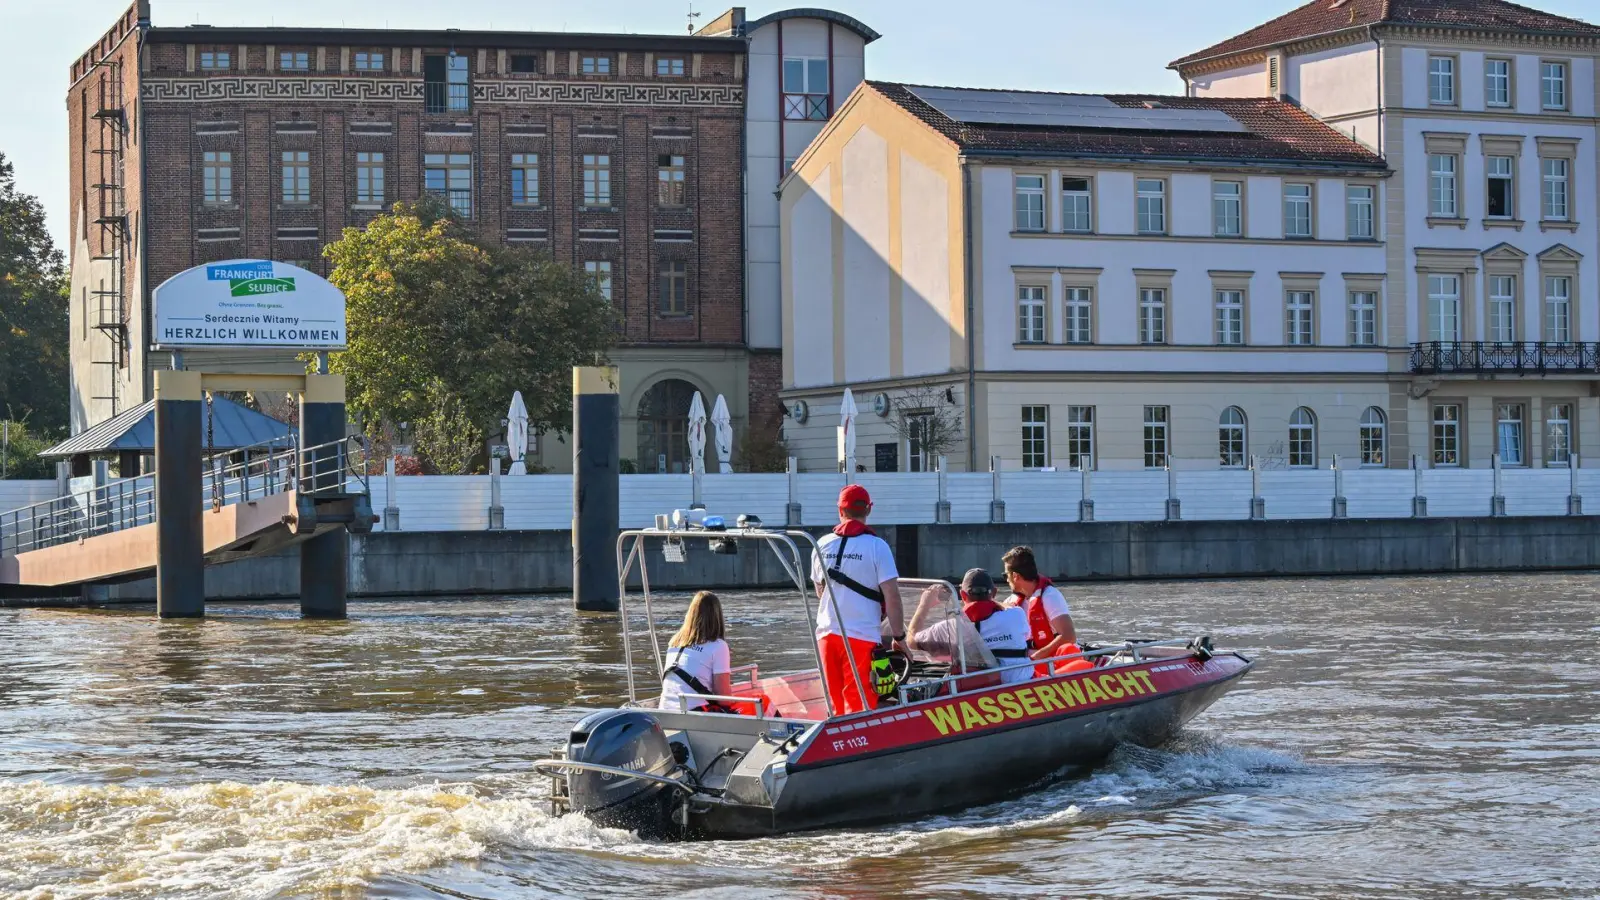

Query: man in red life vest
[809,485,905,715]
[1001,545,1091,676]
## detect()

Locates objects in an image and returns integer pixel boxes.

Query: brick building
[67,1,855,473]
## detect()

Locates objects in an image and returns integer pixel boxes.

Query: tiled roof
[868,82,1387,170]
[1173,0,1600,68]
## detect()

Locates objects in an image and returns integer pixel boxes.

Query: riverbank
[7,514,1598,604]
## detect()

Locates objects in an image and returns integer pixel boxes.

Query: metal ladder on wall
[89,57,129,418]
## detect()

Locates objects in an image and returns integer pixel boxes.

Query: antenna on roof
[687,2,701,34]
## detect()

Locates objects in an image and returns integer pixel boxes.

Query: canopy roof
[43,397,294,458]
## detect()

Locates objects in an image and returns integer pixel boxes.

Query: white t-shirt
[810,530,899,643]
[910,607,1030,685]
[659,639,731,711]
[1007,583,1071,622]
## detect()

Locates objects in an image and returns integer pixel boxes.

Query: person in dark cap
[908,567,1033,685]
[809,483,905,715]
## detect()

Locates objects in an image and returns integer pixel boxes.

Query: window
[280,151,310,203]
[1349,291,1377,346]
[905,412,932,473]
[1213,180,1242,237]
[424,153,473,217]
[1021,406,1050,470]
[1284,183,1312,238]
[1219,407,1247,468]
[1497,403,1526,465]
[1286,290,1315,346]
[510,54,538,74]
[353,51,384,71]
[202,151,231,204]
[1288,407,1317,468]
[585,261,612,303]
[1486,58,1511,107]
[1014,174,1045,231]
[445,53,470,111]
[656,56,685,77]
[582,154,611,207]
[1136,179,1166,234]
[782,57,829,120]
[1545,275,1572,343]
[199,50,229,71]
[658,154,685,207]
[1485,155,1516,219]
[581,55,612,75]
[1360,407,1386,467]
[510,153,539,206]
[1541,61,1567,110]
[1427,274,1462,342]
[1541,157,1569,221]
[1061,177,1092,232]
[1547,403,1573,467]
[1428,55,1456,105]
[1143,406,1169,469]
[1429,154,1458,218]
[1017,286,1046,344]
[1138,288,1166,344]
[1488,275,1516,342]
[355,151,384,204]
[1066,406,1094,470]
[1347,184,1375,239]
[659,260,687,315]
[1432,404,1461,466]
[1215,290,1244,346]
[1064,287,1093,344]
[280,51,309,71]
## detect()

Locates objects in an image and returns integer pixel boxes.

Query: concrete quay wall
[56,515,1600,603]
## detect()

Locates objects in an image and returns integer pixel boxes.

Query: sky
[5,0,1595,251]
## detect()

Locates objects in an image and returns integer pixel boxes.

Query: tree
[412,379,483,475]
[323,199,617,472]
[0,418,57,480]
[886,385,964,469]
[0,152,69,434]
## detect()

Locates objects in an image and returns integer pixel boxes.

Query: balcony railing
[783,92,829,121]
[1409,341,1600,375]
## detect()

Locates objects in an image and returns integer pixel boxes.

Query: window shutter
[1269,57,1280,95]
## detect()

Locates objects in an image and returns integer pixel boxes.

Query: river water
[1,573,1597,899]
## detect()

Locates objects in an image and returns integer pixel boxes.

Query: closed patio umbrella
[687,391,707,476]
[839,388,858,474]
[711,394,733,474]
[506,391,529,475]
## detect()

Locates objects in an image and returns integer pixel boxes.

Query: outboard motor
[565,709,683,836]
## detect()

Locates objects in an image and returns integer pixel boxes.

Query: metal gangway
[0,436,372,586]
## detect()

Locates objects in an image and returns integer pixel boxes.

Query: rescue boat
[534,517,1253,839]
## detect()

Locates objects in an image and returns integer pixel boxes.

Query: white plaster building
[779,82,1393,472]
[1174,0,1600,469]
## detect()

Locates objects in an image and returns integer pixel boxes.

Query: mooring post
[155,369,205,619]
[299,373,348,620]
[573,366,620,613]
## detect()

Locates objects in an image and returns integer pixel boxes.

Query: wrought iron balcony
[1410,341,1600,375]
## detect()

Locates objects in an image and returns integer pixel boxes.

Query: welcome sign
[152,259,347,350]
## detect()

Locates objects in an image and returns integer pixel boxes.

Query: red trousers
[819,633,879,716]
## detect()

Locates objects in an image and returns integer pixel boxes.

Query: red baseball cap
[838,484,872,511]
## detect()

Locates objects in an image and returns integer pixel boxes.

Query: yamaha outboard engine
[565,709,682,836]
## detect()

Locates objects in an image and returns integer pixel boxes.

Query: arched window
[1289,407,1317,468]
[1359,407,1387,467]
[636,379,700,473]
[1218,407,1247,468]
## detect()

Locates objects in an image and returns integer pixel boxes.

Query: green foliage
[0,419,57,480]
[323,200,618,456]
[412,380,483,475]
[0,153,69,433]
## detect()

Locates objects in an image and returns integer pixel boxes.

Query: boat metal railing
[0,436,371,558]
[899,637,1202,706]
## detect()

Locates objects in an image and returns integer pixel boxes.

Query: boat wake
[0,736,1308,898]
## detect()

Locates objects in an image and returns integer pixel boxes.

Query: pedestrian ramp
[0,438,373,589]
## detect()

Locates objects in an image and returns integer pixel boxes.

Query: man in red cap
[809,484,905,715]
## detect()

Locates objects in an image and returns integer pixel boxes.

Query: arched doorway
[637,378,699,473]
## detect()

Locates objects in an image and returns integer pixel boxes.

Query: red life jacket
[963,598,1003,624]
[1015,577,1059,648]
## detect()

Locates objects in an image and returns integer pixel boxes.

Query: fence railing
[1,437,370,557]
[1409,340,1600,374]
[347,453,1596,533]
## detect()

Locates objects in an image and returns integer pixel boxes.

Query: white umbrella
[711,394,733,474]
[506,391,529,476]
[687,391,707,476]
[839,388,858,474]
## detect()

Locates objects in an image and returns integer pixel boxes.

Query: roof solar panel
[905,86,1249,134]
